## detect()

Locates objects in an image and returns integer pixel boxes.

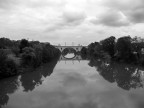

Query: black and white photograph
[0,0,144,108]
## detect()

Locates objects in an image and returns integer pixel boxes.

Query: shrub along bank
[0,38,60,79]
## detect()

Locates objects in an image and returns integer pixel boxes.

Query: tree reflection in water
[20,59,58,92]
[0,58,59,108]
[0,76,19,108]
[88,58,144,90]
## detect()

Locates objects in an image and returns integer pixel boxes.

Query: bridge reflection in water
[55,45,87,64]
[58,54,85,64]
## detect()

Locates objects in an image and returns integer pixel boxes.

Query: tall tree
[19,39,29,53]
[115,36,132,62]
[100,36,116,57]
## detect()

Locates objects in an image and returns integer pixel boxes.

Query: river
[0,54,144,108]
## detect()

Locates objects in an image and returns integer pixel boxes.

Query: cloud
[126,8,144,23]
[27,0,66,8]
[91,9,130,27]
[45,10,86,32]
[103,0,144,24]
[0,0,13,9]
[0,0,144,45]
[62,10,86,26]
[0,0,66,10]
[60,72,87,87]
[0,0,19,11]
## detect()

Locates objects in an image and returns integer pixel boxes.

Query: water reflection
[20,59,58,92]
[88,58,144,90]
[62,48,76,59]
[1,54,144,108]
[0,76,19,108]
[64,53,75,59]
[0,58,59,108]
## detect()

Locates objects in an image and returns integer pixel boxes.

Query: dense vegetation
[81,36,144,65]
[0,37,60,79]
[80,36,144,90]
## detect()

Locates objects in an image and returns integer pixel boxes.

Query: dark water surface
[1,57,144,108]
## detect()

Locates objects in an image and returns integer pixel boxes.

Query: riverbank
[0,50,60,79]
[0,37,61,79]
[81,36,144,66]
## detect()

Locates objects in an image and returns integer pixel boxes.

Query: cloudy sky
[0,0,144,45]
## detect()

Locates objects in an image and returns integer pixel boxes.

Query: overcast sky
[0,0,144,45]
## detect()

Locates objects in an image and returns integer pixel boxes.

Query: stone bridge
[55,46,87,52]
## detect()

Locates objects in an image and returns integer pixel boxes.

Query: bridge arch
[55,46,87,52]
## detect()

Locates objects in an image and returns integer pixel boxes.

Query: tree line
[81,36,144,65]
[0,37,60,79]
[81,36,144,90]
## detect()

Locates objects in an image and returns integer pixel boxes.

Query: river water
[1,54,144,108]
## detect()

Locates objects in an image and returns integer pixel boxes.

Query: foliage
[87,42,100,58]
[0,50,18,78]
[85,35,144,65]
[19,39,29,53]
[42,43,60,63]
[11,46,20,57]
[100,36,116,57]
[33,44,43,67]
[0,50,7,62]
[0,37,14,49]
[21,47,36,67]
[81,47,87,59]
[115,36,132,62]
[0,37,60,79]
[29,41,40,48]
[21,43,60,67]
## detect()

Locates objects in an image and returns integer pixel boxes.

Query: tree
[0,37,14,49]
[21,47,36,67]
[81,47,87,59]
[115,36,132,62]
[0,50,18,78]
[19,39,29,53]
[87,42,100,57]
[100,36,116,57]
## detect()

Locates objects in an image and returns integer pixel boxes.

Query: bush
[42,44,60,63]
[81,47,87,59]
[21,47,36,67]
[33,45,43,67]
[11,47,20,57]
[115,36,132,62]
[19,39,29,53]
[20,44,60,68]
[100,36,116,57]
[0,50,18,78]
[0,50,7,62]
